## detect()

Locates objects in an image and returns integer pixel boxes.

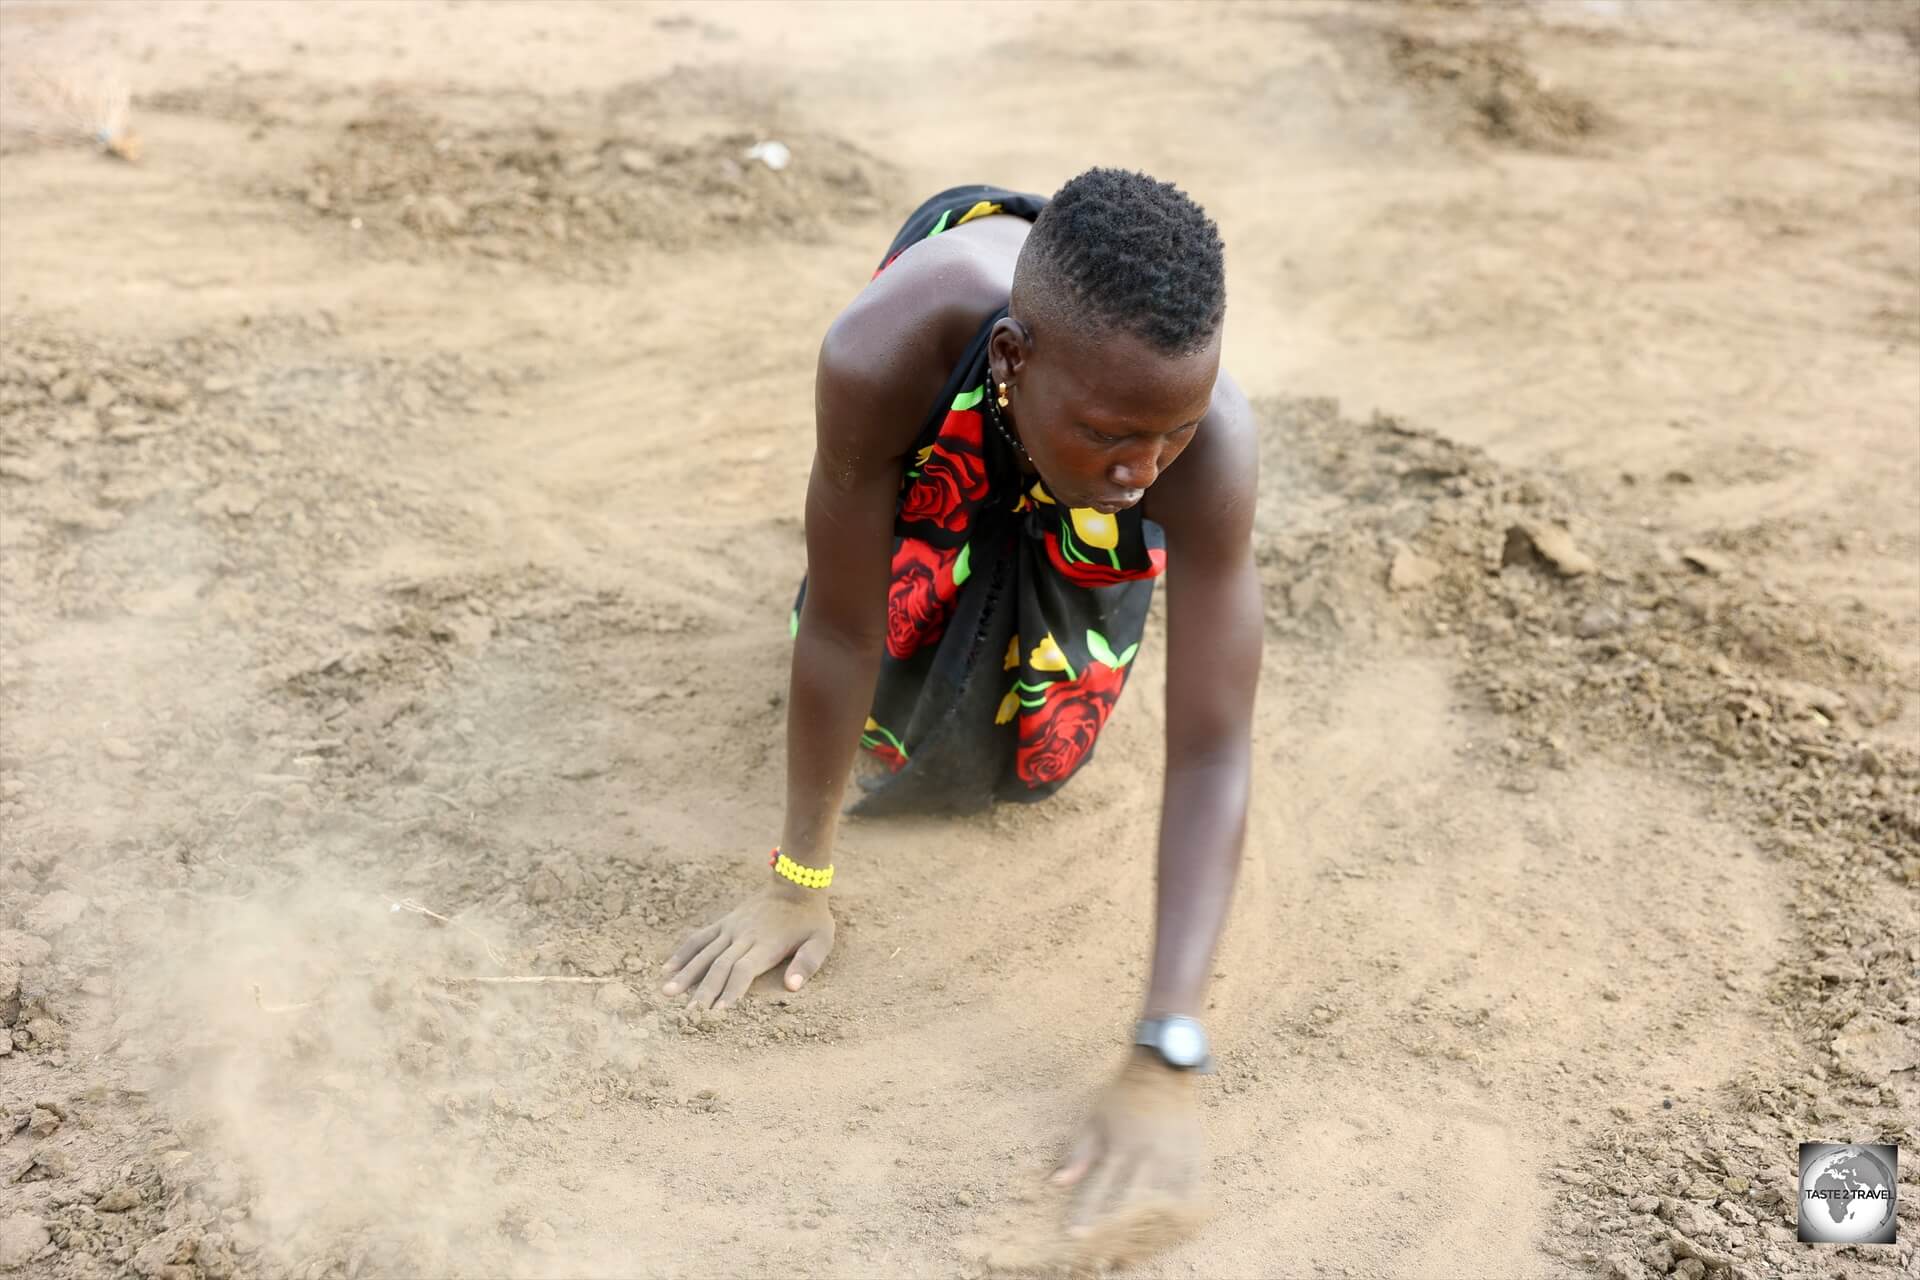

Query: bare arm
[779,340,914,871]
[1050,374,1261,1221]
[662,293,948,1010]
[1141,372,1262,1019]
[1136,372,1259,1020]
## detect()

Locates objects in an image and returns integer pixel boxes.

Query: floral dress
[793,185,1166,814]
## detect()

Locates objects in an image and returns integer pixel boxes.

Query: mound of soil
[289,92,893,270]
[1384,31,1604,151]
[1260,401,1914,875]
[1253,398,1917,1280]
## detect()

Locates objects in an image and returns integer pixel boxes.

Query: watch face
[1160,1019,1206,1067]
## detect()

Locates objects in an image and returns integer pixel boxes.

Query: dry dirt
[1,2,1916,1278]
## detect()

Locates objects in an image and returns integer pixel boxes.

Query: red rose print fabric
[885,538,965,660]
[1014,654,1129,786]
[897,406,990,532]
[790,184,1167,814]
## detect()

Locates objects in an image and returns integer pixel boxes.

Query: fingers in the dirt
[663,930,731,996]
[1164,1147,1201,1200]
[713,947,774,1009]
[662,923,720,973]
[690,940,753,1009]
[1107,1157,1151,1214]
[1052,1125,1100,1187]
[1069,1152,1137,1233]
[785,932,831,990]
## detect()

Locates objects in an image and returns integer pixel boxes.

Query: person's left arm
[1138,372,1261,1023]
[1052,373,1263,1225]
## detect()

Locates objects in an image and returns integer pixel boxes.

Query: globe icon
[1801,1145,1897,1243]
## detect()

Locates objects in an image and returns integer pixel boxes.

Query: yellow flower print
[1029,632,1068,672]
[955,200,1003,226]
[864,716,881,731]
[1030,481,1056,505]
[1069,507,1119,550]
[996,688,1019,724]
[914,445,933,467]
[1004,634,1020,670]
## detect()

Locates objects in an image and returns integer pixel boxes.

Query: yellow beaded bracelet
[769,847,833,890]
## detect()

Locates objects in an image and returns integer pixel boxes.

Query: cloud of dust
[109,870,647,1276]
[6,476,652,1275]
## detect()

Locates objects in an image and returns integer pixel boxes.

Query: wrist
[1125,1044,1198,1086]
[1140,1002,1201,1021]
[766,870,826,904]
[767,845,833,901]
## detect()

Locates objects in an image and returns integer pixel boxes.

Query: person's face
[989,317,1220,514]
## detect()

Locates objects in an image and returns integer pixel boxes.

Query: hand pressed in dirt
[660,883,834,1011]
[1053,1047,1205,1234]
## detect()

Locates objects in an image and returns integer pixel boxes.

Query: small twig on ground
[393,897,452,925]
[251,984,319,1014]
[387,895,508,966]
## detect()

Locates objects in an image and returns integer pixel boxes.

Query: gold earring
[997,381,1010,409]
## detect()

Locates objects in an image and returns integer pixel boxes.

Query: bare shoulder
[1145,370,1258,548]
[815,232,1014,471]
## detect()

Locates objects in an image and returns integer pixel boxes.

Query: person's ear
[988,317,1034,387]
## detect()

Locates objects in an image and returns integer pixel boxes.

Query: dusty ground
[0,1,1915,1277]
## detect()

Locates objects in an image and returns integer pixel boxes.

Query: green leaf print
[1059,518,1088,564]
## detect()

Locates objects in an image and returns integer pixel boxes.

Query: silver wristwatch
[1133,1015,1214,1073]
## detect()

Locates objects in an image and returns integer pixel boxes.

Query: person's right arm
[660,307,928,1010]
[776,334,912,878]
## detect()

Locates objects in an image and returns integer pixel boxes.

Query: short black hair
[1015,167,1226,356]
